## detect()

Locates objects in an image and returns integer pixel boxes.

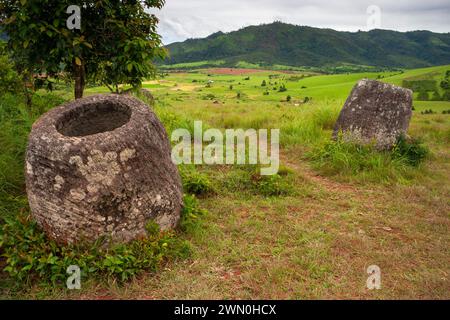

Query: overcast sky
[149,0,450,44]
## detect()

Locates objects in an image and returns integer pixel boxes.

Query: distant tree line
[403,72,450,101]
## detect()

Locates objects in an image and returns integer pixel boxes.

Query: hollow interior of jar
[56,101,132,137]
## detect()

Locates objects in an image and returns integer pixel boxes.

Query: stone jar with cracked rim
[25,94,182,245]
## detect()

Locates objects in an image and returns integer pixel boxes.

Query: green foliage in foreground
[179,163,296,198]
[392,135,429,167]
[180,166,214,196]
[179,194,208,235]
[0,42,21,95]
[224,166,295,197]
[0,195,203,287]
[0,93,66,201]
[0,92,206,289]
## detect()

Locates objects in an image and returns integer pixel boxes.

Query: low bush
[417,91,430,101]
[0,194,201,287]
[180,166,214,196]
[392,135,429,167]
[224,166,295,197]
[278,84,287,92]
[252,173,295,196]
[0,43,21,95]
[202,93,216,100]
[179,194,207,234]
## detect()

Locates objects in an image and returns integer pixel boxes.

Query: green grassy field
[1,65,449,299]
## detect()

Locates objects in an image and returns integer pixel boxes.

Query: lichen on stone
[69,150,121,187]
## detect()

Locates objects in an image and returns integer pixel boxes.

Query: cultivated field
[1,65,449,299]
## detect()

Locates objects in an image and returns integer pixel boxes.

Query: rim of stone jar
[34,94,150,142]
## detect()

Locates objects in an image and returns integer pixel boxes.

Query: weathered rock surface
[139,88,155,105]
[122,88,155,105]
[333,79,413,149]
[25,94,182,244]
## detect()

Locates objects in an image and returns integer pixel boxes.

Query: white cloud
[150,0,450,44]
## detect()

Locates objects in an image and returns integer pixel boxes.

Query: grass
[0,65,449,299]
[159,60,226,70]
[307,137,428,184]
[161,60,398,74]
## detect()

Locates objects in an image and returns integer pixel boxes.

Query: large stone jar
[25,94,182,244]
[333,79,413,150]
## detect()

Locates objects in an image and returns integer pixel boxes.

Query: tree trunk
[23,72,34,114]
[74,60,85,99]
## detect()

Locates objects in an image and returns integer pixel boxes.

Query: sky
[149,0,450,44]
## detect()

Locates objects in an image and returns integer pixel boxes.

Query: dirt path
[281,153,357,194]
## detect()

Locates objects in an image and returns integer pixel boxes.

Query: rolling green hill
[164,22,450,69]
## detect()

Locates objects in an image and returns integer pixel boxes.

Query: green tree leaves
[0,0,166,98]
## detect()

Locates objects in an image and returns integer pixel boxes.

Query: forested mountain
[164,22,450,68]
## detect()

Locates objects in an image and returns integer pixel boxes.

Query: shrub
[179,194,207,234]
[252,174,294,196]
[0,44,21,95]
[224,166,294,197]
[202,93,216,100]
[431,91,441,101]
[308,135,427,183]
[392,135,428,167]
[0,93,65,200]
[417,91,429,101]
[442,91,450,101]
[180,166,214,196]
[277,165,295,176]
[278,84,287,92]
[403,80,437,92]
[0,194,202,287]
